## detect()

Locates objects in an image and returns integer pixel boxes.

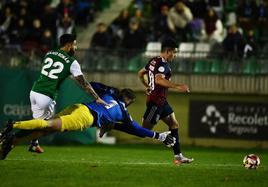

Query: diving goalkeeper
[0,82,176,160]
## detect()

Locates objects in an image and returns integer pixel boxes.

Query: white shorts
[30,91,56,119]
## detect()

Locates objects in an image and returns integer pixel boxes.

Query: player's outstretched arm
[69,60,107,104]
[155,74,190,92]
[73,75,108,105]
[113,121,175,147]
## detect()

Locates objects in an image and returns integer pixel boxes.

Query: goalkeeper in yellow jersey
[0,82,176,160]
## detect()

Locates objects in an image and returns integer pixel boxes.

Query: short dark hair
[59,34,76,47]
[161,38,178,52]
[119,88,136,101]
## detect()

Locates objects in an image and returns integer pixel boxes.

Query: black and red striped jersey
[145,56,171,106]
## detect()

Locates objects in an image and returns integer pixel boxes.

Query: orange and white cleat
[174,153,194,165]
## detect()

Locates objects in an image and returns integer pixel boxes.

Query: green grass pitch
[0,144,267,187]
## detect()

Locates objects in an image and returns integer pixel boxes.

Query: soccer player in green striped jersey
[27,34,107,153]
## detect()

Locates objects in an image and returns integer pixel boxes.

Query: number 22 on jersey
[41,57,64,79]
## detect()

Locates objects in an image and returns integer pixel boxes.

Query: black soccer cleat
[0,120,14,142]
[0,132,15,160]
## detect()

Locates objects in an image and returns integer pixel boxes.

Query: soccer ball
[243,154,260,169]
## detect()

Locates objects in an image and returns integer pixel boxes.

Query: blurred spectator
[122,18,146,51]
[256,0,268,42]
[8,18,28,45]
[40,29,55,53]
[50,0,61,8]
[189,18,205,42]
[204,7,224,44]
[57,0,76,19]
[114,9,130,31]
[0,6,15,45]
[207,0,224,18]
[2,0,20,13]
[18,7,30,25]
[91,22,111,48]
[243,29,258,58]
[110,9,130,44]
[113,9,130,34]
[75,0,95,26]
[31,18,43,43]
[56,14,75,44]
[223,25,245,58]
[153,4,171,41]
[132,8,147,29]
[257,0,268,21]
[0,0,102,55]
[41,5,57,35]
[237,0,257,32]
[151,0,175,17]
[21,18,43,52]
[56,0,76,43]
[167,1,193,42]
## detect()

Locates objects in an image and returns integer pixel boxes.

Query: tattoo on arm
[74,75,99,99]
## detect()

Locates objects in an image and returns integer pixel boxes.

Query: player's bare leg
[15,118,61,152]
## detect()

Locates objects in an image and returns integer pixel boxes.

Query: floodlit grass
[0,144,267,187]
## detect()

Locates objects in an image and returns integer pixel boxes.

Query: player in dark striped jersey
[138,39,193,165]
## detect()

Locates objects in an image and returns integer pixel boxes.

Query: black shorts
[143,102,174,125]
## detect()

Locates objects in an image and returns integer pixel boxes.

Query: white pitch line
[6,158,241,167]
[8,158,170,165]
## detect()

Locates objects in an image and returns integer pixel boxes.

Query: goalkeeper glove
[155,131,176,147]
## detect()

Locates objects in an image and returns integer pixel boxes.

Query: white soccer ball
[243,154,260,169]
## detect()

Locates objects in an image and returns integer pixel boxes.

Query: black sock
[170,128,181,155]
[31,139,39,145]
